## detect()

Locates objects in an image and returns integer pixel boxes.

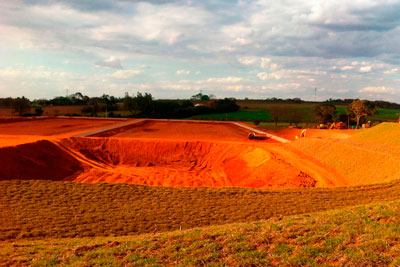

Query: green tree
[313,104,337,124]
[123,92,154,115]
[347,100,378,128]
[269,107,286,126]
[12,97,31,116]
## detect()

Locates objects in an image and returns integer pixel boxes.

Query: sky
[1,0,400,101]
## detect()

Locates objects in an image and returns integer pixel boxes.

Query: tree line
[0,92,240,118]
[123,92,239,119]
[0,94,392,127]
[312,100,378,128]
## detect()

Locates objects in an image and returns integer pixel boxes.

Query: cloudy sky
[1,0,400,101]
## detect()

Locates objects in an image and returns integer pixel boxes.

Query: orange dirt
[0,136,347,188]
[90,120,277,143]
[288,123,400,185]
[1,119,397,189]
[0,140,83,181]
[0,117,127,137]
[268,128,356,141]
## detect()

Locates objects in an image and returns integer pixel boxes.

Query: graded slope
[0,140,83,181]
[289,123,400,185]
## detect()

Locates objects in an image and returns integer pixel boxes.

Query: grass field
[3,199,400,266]
[192,103,400,124]
[2,179,400,243]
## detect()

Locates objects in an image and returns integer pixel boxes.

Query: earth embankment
[0,137,346,188]
[289,123,400,185]
[0,140,83,181]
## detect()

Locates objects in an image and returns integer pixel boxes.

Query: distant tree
[123,92,154,115]
[288,110,304,126]
[269,107,286,126]
[181,100,194,108]
[12,97,31,116]
[313,104,337,124]
[347,100,378,128]
[191,92,210,101]
[201,94,210,101]
[35,107,43,116]
[212,98,240,113]
[135,92,154,114]
[88,98,100,115]
[123,94,136,115]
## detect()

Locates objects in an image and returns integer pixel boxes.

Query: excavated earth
[1,118,399,189]
[0,117,349,188]
[0,137,338,188]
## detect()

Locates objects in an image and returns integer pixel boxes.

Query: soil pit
[89,120,276,142]
[0,137,324,189]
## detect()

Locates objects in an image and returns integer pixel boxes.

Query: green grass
[368,108,400,121]
[192,109,273,120]
[192,105,400,124]
[3,200,400,266]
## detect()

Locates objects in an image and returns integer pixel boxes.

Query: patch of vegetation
[192,109,272,121]
[2,180,400,243]
[3,200,400,266]
[192,104,399,125]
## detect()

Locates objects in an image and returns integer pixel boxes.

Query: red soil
[1,119,396,189]
[91,120,276,143]
[0,137,347,188]
[268,128,356,141]
[0,117,126,136]
[288,123,400,185]
[0,140,83,181]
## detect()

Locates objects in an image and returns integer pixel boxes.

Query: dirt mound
[289,123,400,185]
[0,140,83,181]
[354,122,400,144]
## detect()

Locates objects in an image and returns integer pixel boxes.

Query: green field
[192,104,400,124]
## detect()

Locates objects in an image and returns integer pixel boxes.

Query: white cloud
[237,56,258,66]
[176,69,191,75]
[359,66,372,72]
[1,1,400,101]
[359,86,395,93]
[257,72,281,80]
[384,68,398,74]
[110,69,142,79]
[341,66,354,71]
[260,58,271,69]
[206,77,243,83]
[95,57,123,69]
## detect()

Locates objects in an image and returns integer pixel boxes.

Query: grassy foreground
[2,200,400,266]
[2,180,400,242]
